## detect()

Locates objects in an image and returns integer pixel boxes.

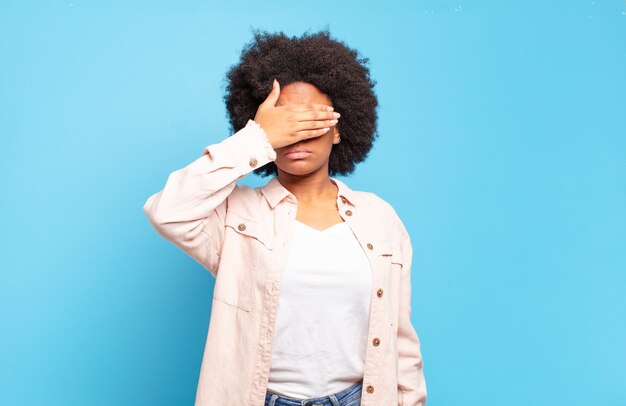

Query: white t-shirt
[267,219,373,398]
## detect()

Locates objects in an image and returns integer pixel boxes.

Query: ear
[333,128,341,144]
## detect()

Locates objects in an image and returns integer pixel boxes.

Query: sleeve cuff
[202,119,277,174]
[245,119,277,161]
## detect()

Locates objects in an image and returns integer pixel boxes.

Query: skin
[272,82,344,231]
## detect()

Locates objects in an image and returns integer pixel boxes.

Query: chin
[276,161,325,177]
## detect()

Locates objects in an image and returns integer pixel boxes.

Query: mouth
[284,148,312,159]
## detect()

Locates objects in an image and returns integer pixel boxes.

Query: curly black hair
[222,28,379,177]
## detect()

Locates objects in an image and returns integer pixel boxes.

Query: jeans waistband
[264,380,363,406]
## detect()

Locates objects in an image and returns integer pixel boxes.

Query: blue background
[1,1,624,405]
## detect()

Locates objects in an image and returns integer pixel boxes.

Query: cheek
[321,127,338,141]
[299,131,334,149]
[311,134,335,152]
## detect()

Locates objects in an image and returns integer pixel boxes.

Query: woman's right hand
[253,79,341,149]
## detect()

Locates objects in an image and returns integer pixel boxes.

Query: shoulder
[352,188,413,266]
[225,183,268,214]
[351,189,410,241]
[354,190,396,215]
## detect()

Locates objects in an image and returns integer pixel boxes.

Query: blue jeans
[264,380,363,406]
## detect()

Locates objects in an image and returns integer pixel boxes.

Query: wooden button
[376,288,384,297]
[366,384,374,393]
[249,157,258,167]
[372,337,380,346]
[238,223,246,231]
[345,209,352,216]
[367,243,374,250]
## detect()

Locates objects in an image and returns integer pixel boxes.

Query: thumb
[262,79,280,107]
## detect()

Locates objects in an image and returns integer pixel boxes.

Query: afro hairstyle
[222,28,379,177]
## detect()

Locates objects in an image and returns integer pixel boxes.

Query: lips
[285,149,312,159]
[285,147,311,155]
[284,146,312,159]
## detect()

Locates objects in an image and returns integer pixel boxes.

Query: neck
[276,170,337,205]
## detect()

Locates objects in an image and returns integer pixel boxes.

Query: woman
[143,29,426,406]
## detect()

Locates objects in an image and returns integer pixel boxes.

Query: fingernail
[327,106,334,111]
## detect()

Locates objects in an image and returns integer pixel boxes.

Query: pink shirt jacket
[143,119,427,406]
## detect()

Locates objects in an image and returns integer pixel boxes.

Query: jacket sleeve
[397,218,427,405]
[142,119,276,277]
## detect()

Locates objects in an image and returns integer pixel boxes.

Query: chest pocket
[213,211,274,311]
[374,240,403,268]
[390,246,403,267]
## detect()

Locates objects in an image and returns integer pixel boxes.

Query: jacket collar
[261,176,357,209]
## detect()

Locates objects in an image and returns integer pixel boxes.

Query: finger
[288,103,334,112]
[295,127,331,140]
[294,119,338,131]
[262,79,280,107]
[293,110,340,122]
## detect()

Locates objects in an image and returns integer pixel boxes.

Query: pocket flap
[225,211,274,250]
[373,240,403,266]
[390,246,403,265]
[375,240,393,257]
